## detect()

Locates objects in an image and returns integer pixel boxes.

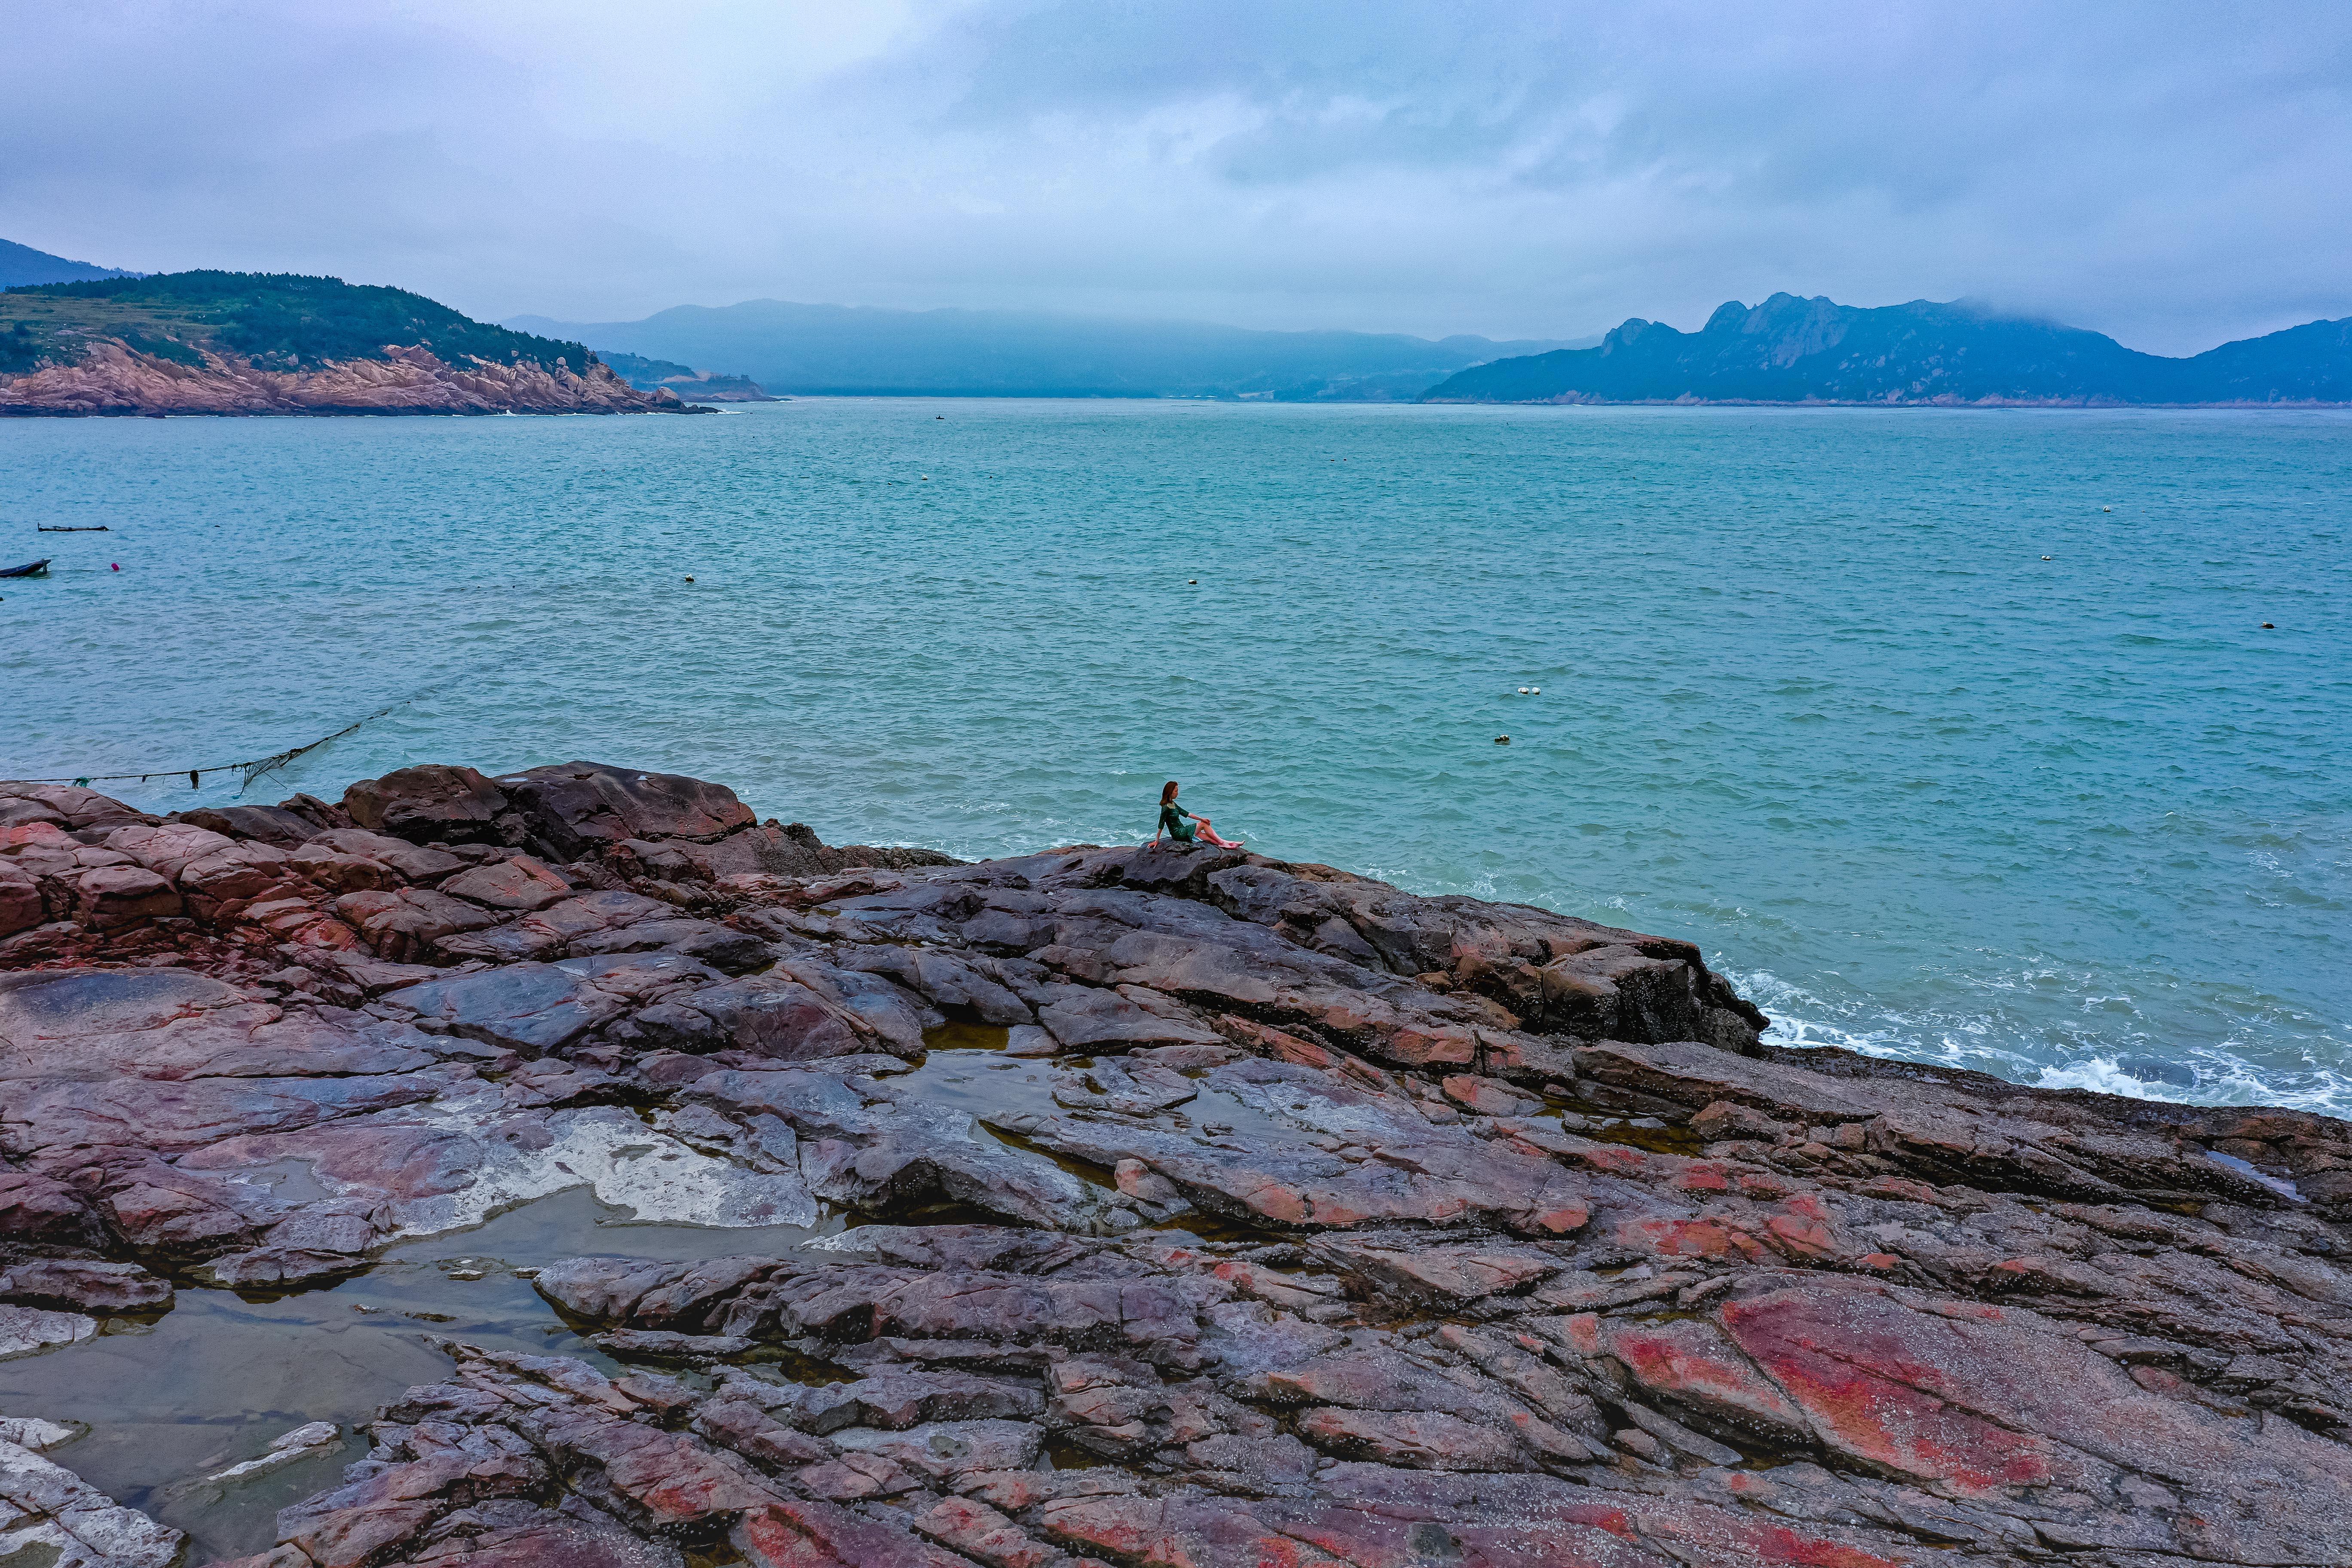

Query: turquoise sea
[4,400,2346,1110]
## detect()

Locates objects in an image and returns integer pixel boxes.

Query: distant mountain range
[12,235,2341,408]
[506,300,1592,400]
[1423,295,2352,406]
[0,238,139,289]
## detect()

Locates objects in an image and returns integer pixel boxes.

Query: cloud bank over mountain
[510,299,1582,399]
[3,1,2347,354]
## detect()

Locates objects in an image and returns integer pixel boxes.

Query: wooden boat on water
[34,525,108,533]
[0,560,51,578]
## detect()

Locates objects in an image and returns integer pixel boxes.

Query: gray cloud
[3,0,2346,352]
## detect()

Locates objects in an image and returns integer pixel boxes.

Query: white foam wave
[1727,965,2352,1115]
[2027,1058,2191,1101]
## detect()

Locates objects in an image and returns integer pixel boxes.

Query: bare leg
[1195,818,1243,848]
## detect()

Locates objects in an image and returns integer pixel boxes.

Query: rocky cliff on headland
[0,339,689,416]
[0,270,699,416]
[4,763,2351,1567]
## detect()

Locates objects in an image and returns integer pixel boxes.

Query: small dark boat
[34,525,108,533]
[0,559,50,579]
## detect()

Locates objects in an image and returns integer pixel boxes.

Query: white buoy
[1518,687,1531,695]
[1531,686,1541,694]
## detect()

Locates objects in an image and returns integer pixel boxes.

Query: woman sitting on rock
[1153,780,1243,848]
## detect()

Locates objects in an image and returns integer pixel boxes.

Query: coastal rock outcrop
[0,340,693,416]
[2,269,709,416]
[4,763,2351,1566]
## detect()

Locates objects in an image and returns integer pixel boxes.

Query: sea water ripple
[3,400,2346,1109]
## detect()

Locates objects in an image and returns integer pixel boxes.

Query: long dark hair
[1161,780,1179,805]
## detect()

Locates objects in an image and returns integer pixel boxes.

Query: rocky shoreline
[2,762,2349,1566]
[0,343,699,417]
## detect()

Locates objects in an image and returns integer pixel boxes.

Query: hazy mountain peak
[1426,294,2352,405]
[0,236,139,289]
[507,299,1599,400]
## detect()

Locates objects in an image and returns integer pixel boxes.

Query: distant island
[508,299,1592,400]
[600,350,781,403]
[0,268,698,417]
[1422,294,2352,406]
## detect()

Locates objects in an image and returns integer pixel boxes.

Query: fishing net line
[10,695,420,796]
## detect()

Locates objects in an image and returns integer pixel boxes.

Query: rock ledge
[4,763,2349,1568]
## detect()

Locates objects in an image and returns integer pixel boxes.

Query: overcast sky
[6,0,2347,353]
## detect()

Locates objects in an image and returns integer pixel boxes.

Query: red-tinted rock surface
[341,765,510,845]
[0,340,696,416]
[4,763,2350,1567]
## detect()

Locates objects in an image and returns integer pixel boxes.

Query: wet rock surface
[0,1421,184,1566]
[1,763,2349,1564]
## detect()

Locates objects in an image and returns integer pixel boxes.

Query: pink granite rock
[4,768,2349,1568]
[438,854,573,911]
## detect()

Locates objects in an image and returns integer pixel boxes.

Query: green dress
[1158,801,1198,842]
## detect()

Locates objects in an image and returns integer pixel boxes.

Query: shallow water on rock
[0,1040,1302,1562]
[0,1039,1372,1559]
[0,1187,839,1561]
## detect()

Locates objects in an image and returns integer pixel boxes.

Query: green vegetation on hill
[0,270,594,377]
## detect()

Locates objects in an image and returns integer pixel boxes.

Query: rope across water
[9,698,416,795]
